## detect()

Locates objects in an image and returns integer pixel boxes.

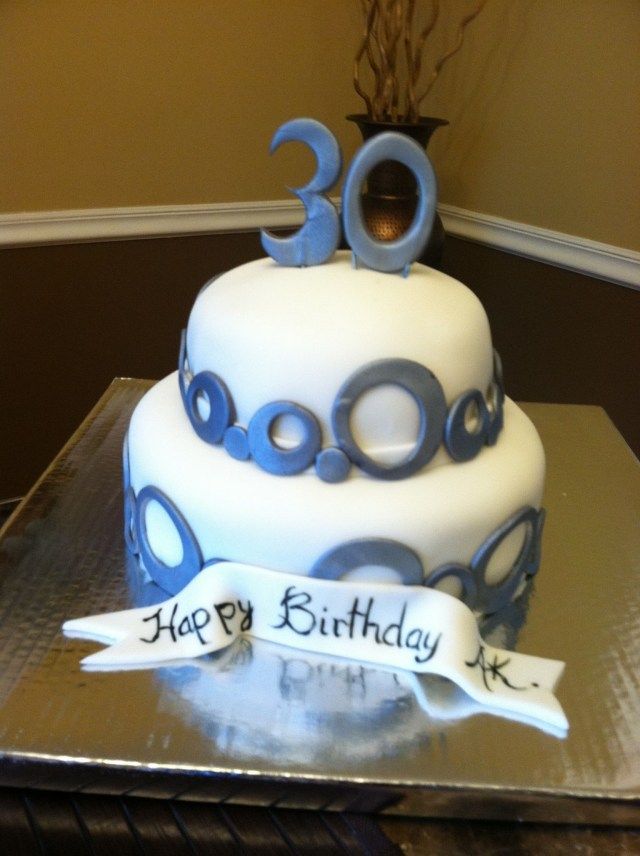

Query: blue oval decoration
[135,485,203,595]
[485,350,505,446]
[178,329,191,406]
[260,118,342,266]
[485,382,504,446]
[493,348,504,391]
[332,358,447,480]
[523,507,545,577]
[342,132,437,274]
[248,400,321,475]
[123,485,138,554]
[444,389,490,462]
[186,371,235,445]
[311,538,423,585]
[122,432,131,491]
[471,506,542,614]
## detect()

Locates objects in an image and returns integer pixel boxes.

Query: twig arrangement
[354,0,488,123]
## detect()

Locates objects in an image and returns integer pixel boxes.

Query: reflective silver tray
[0,380,638,825]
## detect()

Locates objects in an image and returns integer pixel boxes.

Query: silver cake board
[0,379,638,825]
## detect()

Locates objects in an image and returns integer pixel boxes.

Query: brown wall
[1,236,638,499]
[2,1,639,249]
[2,3,638,498]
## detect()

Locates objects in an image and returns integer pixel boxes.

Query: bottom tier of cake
[124,373,546,614]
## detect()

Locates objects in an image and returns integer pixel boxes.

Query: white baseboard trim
[1,201,638,289]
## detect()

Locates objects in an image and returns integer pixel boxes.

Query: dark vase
[346,114,448,269]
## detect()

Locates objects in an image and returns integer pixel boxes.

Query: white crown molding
[437,204,640,292]
[1,200,638,289]
[0,201,306,247]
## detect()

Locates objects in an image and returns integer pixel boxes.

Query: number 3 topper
[260,118,342,267]
[260,118,438,275]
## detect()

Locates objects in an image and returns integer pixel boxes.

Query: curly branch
[407,0,440,121]
[353,0,377,116]
[416,0,487,110]
[354,0,487,122]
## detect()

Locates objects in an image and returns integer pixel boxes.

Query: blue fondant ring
[185,370,235,445]
[332,358,447,480]
[310,538,423,585]
[444,389,491,463]
[248,401,321,475]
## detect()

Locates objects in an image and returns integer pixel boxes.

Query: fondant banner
[63,562,568,731]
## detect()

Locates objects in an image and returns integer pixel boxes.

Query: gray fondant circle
[332,358,447,480]
[310,538,424,585]
[248,401,322,476]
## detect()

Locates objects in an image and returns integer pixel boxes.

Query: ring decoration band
[177,330,505,483]
[122,435,545,615]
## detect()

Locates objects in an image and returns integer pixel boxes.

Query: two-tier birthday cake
[65,119,565,731]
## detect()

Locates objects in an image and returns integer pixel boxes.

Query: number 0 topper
[342,132,437,275]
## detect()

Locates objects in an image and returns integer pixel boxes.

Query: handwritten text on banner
[63,562,567,731]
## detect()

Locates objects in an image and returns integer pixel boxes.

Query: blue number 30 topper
[261,118,437,274]
[260,118,342,267]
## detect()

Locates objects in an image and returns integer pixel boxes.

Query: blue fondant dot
[315,446,350,483]
[224,425,250,461]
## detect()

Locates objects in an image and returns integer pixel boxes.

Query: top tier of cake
[184,250,497,475]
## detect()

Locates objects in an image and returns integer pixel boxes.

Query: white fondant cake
[124,251,546,615]
[61,119,566,731]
